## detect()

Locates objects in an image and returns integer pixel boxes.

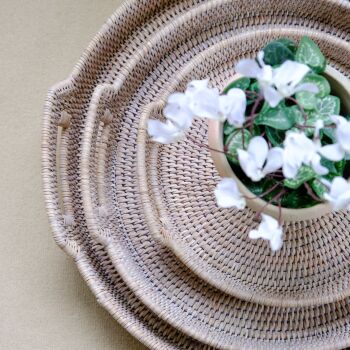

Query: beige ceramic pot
[208,66,350,222]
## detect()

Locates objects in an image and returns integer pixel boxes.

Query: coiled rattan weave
[43,0,350,349]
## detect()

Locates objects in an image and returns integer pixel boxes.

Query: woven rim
[42,0,350,349]
[78,1,350,349]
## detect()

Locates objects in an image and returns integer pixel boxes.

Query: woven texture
[42,0,350,349]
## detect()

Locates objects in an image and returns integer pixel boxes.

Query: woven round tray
[43,0,350,349]
[137,30,350,306]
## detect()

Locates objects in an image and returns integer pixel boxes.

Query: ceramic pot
[208,66,350,221]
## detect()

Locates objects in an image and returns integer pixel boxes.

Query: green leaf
[265,126,285,147]
[310,178,327,199]
[251,124,262,137]
[335,159,346,175]
[246,81,260,105]
[223,122,236,136]
[246,181,264,197]
[316,95,340,124]
[295,36,326,73]
[281,188,317,208]
[284,166,317,189]
[224,77,251,94]
[295,91,318,110]
[249,81,260,93]
[263,41,294,66]
[301,111,322,137]
[261,179,281,203]
[275,38,297,53]
[320,158,337,174]
[300,74,331,98]
[322,127,336,143]
[225,129,252,164]
[255,105,296,130]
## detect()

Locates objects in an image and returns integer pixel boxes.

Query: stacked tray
[42,0,350,349]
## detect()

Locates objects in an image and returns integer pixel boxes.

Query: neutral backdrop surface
[0,1,147,349]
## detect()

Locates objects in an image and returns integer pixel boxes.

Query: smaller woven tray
[137,29,350,307]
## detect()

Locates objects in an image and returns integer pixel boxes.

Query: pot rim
[208,65,350,222]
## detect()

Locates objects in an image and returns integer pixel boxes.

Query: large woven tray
[43,0,350,349]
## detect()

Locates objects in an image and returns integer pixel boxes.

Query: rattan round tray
[43,0,350,349]
[137,31,350,307]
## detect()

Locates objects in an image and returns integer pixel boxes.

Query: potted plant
[147,36,350,251]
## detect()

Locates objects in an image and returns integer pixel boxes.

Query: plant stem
[254,189,286,219]
[287,96,308,124]
[249,96,263,133]
[244,182,282,200]
[278,200,282,225]
[186,134,238,160]
[304,182,324,202]
[241,128,245,148]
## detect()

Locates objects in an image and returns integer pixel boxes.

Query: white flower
[186,79,222,120]
[249,214,283,251]
[322,176,350,210]
[163,92,194,130]
[237,136,283,182]
[147,119,185,144]
[214,178,246,209]
[235,51,275,103]
[319,115,350,161]
[219,88,247,127]
[282,131,328,178]
[235,52,318,108]
[272,60,318,100]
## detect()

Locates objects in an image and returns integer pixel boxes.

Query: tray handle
[42,81,80,258]
[137,100,178,247]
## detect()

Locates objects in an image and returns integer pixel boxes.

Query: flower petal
[335,120,350,154]
[323,177,350,210]
[270,234,283,251]
[214,178,246,209]
[257,51,265,67]
[262,85,283,108]
[147,119,184,144]
[329,177,350,198]
[273,60,310,88]
[248,229,260,240]
[319,143,345,161]
[248,214,283,251]
[186,79,209,94]
[219,88,247,127]
[164,92,193,129]
[248,136,269,169]
[282,161,299,179]
[263,147,283,175]
[189,87,221,120]
[238,149,264,182]
[235,59,261,78]
[331,115,347,126]
[314,119,324,139]
[294,82,319,94]
[311,154,329,176]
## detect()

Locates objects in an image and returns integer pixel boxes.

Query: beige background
[0,1,147,349]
